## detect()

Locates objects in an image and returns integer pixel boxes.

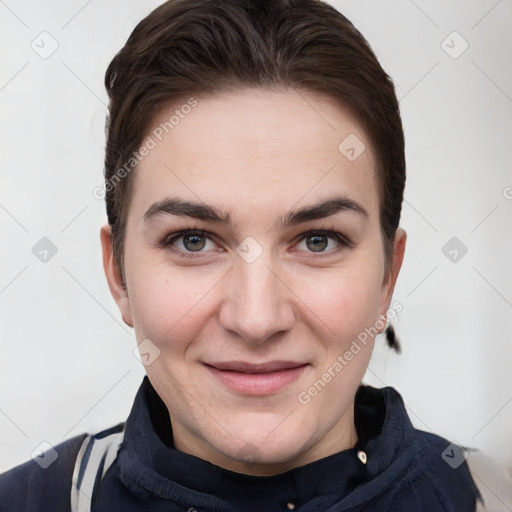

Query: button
[286,503,296,510]
[357,450,367,464]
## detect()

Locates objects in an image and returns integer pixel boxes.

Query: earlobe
[100,224,134,328]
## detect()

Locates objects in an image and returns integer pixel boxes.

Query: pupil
[184,234,205,251]
[307,235,327,252]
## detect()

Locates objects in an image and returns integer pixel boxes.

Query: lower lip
[206,365,308,395]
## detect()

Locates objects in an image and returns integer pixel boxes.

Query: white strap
[70,431,124,512]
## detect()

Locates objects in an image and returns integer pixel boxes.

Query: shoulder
[0,433,87,512]
[414,431,512,511]
[408,429,482,510]
[0,422,125,512]
[369,386,480,510]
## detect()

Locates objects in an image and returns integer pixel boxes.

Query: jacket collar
[117,376,418,510]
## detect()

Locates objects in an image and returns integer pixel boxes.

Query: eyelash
[160,226,352,259]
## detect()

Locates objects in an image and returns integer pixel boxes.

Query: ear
[100,224,134,328]
[379,228,407,319]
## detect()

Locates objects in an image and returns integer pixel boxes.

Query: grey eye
[183,233,207,251]
[306,234,329,252]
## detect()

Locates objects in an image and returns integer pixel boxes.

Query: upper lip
[204,361,308,373]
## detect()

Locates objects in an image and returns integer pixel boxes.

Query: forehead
[129,88,380,223]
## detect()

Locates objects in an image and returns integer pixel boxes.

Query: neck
[172,402,358,476]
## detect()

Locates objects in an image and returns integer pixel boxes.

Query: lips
[203,360,309,395]
[205,360,306,373]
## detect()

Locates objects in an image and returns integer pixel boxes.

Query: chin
[217,421,312,467]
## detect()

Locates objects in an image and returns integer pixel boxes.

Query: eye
[294,230,351,255]
[161,227,352,259]
[162,229,218,256]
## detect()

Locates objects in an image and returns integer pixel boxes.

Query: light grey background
[1,0,511,475]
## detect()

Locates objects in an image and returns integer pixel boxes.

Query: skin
[101,87,406,476]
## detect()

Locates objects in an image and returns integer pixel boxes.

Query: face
[101,88,406,476]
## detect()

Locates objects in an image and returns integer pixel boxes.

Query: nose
[219,251,296,344]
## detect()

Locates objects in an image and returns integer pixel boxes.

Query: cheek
[297,261,384,342]
[125,257,220,348]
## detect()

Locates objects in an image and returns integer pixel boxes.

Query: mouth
[203,360,309,395]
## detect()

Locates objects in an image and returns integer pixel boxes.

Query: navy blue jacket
[0,377,481,511]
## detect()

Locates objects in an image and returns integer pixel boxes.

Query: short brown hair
[104,0,406,314]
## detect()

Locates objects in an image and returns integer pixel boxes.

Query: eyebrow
[143,195,369,228]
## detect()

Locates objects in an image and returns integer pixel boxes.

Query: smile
[203,361,309,395]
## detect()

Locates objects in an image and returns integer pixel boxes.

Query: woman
[0,0,489,510]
